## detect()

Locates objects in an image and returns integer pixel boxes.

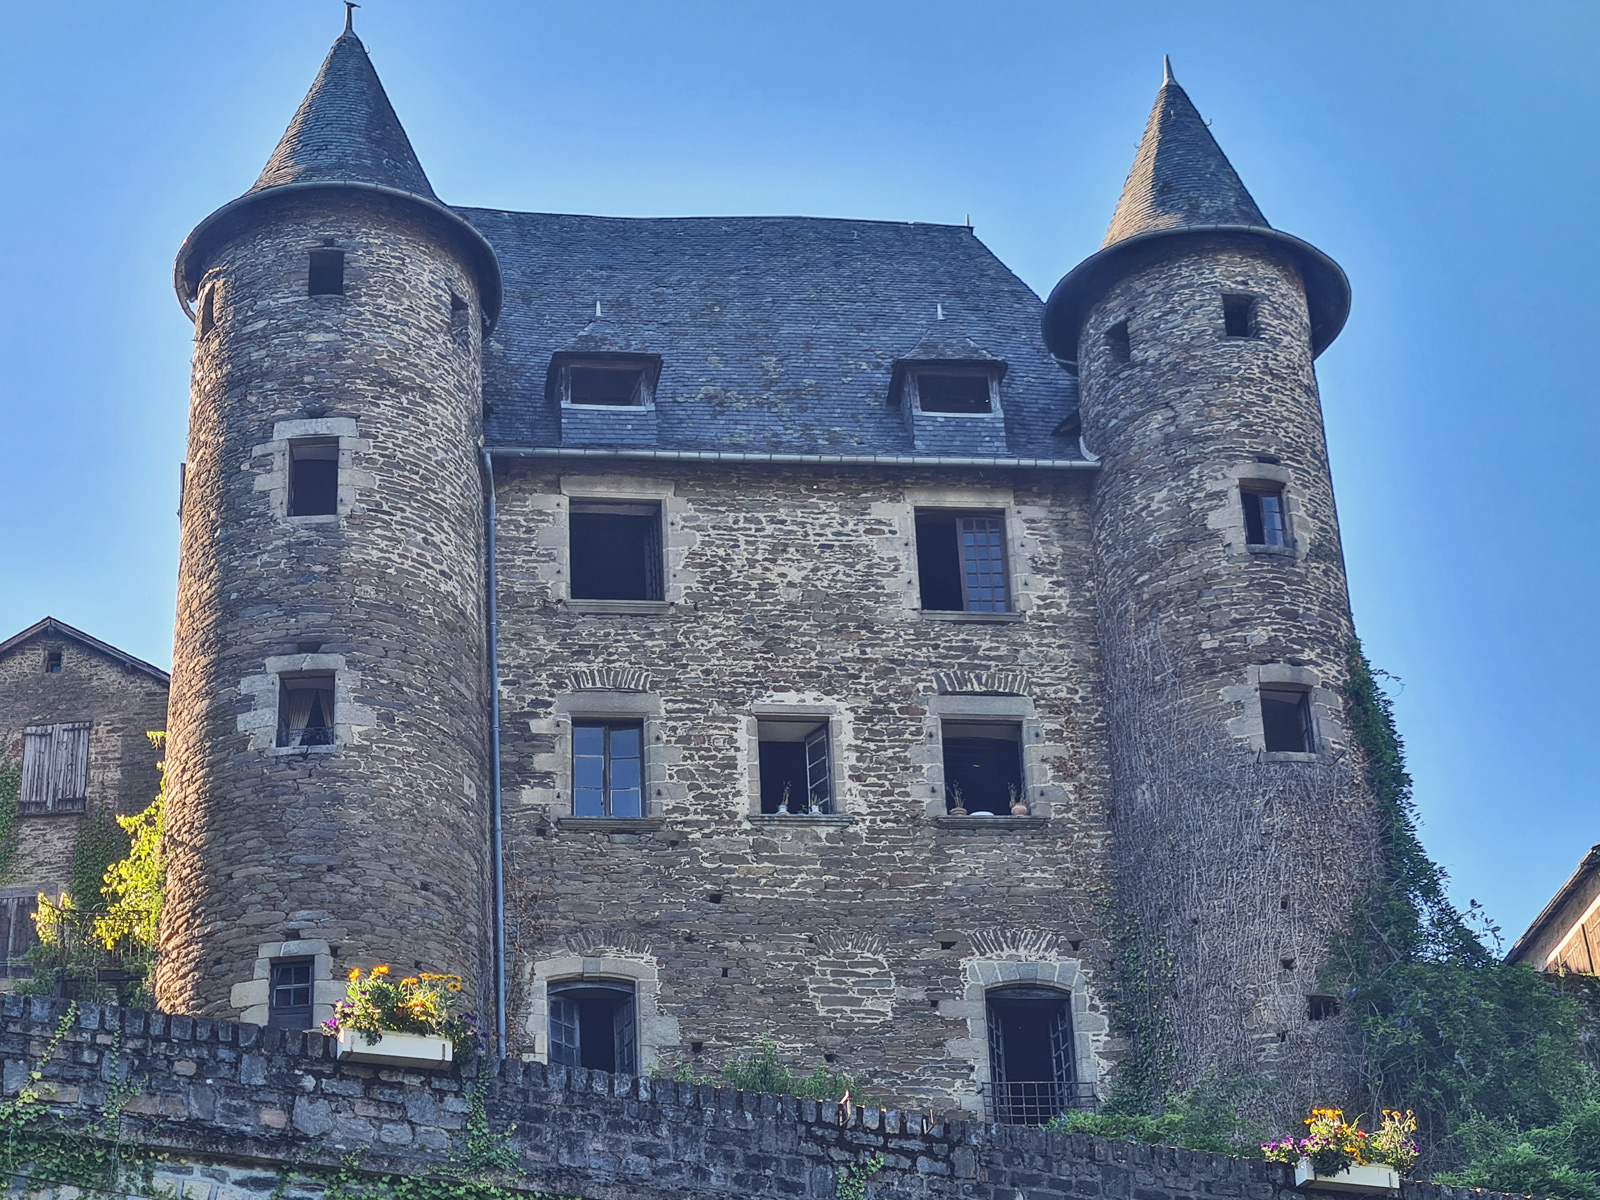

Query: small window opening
[916,371,992,414]
[308,249,345,297]
[1307,993,1340,1021]
[915,509,1009,612]
[758,719,833,814]
[1241,485,1288,547]
[1222,294,1256,337]
[197,289,216,338]
[569,365,646,407]
[1281,957,1297,970]
[1261,687,1314,754]
[277,673,336,749]
[549,980,637,1074]
[569,502,663,601]
[572,721,644,818]
[986,986,1080,1124]
[943,721,1023,815]
[268,958,314,1029]
[1105,320,1131,365]
[288,439,339,517]
[44,650,62,674]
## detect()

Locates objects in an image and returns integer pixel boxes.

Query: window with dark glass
[573,721,644,818]
[986,986,1079,1124]
[569,502,663,602]
[0,895,40,979]
[942,721,1024,815]
[758,719,832,814]
[19,723,89,813]
[269,958,314,1029]
[288,439,339,517]
[1222,293,1256,337]
[549,980,637,1074]
[1241,485,1288,547]
[1261,687,1314,753]
[915,510,1009,612]
[277,673,335,748]
[569,365,646,407]
[44,650,62,674]
[198,288,216,338]
[915,371,992,414]
[308,249,345,297]
[1105,320,1131,365]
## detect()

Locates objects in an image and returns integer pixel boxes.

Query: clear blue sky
[0,2,1593,942]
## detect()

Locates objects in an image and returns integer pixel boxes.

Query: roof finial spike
[344,2,360,34]
[596,300,602,318]
[936,302,944,321]
[1163,54,1175,85]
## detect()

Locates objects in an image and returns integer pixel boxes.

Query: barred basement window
[1261,687,1314,753]
[986,986,1084,1124]
[915,510,1009,612]
[572,721,644,818]
[277,673,335,748]
[549,980,636,1074]
[1241,484,1288,547]
[20,722,90,814]
[914,370,993,414]
[1307,993,1340,1021]
[1223,293,1257,337]
[757,719,833,814]
[1105,319,1131,365]
[288,439,339,517]
[569,502,663,601]
[268,958,314,1029]
[0,895,40,979]
[308,249,345,296]
[943,721,1024,815]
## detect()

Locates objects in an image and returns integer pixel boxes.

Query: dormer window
[556,355,660,409]
[913,370,994,415]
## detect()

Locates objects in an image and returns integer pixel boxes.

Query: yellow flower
[401,977,419,987]
[374,964,390,975]
[348,967,361,981]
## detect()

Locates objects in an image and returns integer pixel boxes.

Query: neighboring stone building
[145,17,1378,1122]
[1509,845,1600,975]
[0,618,169,981]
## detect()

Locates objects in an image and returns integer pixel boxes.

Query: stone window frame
[237,653,376,754]
[1222,664,1346,763]
[524,953,679,1075]
[895,485,1034,622]
[555,475,696,614]
[230,938,339,1029]
[251,418,375,527]
[1210,462,1306,563]
[546,689,678,824]
[741,698,856,822]
[911,694,1066,819]
[944,956,1107,1118]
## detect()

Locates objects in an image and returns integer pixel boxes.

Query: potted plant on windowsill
[323,965,473,1068]
[1264,1108,1416,1194]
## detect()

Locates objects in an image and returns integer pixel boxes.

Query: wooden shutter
[54,723,90,810]
[19,728,52,813]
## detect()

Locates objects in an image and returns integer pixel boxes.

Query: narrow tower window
[1104,320,1131,365]
[572,721,644,818]
[308,249,345,297]
[757,719,833,814]
[277,673,336,748]
[569,502,664,601]
[1222,294,1257,337]
[1241,484,1288,547]
[548,980,637,1074]
[197,288,216,338]
[268,958,314,1029]
[915,510,1010,612]
[986,986,1079,1123]
[942,721,1024,815]
[288,439,339,517]
[1260,687,1314,754]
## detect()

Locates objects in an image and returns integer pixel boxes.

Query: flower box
[331,1027,453,1069]
[1294,1160,1400,1194]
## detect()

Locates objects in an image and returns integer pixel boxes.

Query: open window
[914,370,994,414]
[572,721,644,818]
[942,721,1024,815]
[555,355,658,409]
[308,249,345,297]
[268,958,314,1029]
[19,723,89,814]
[197,287,216,338]
[288,439,339,517]
[549,980,637,1075]
[277,673,335,749]
[757,719,833,814]
[1261,687,1314,753]
[915,510,1009,613]
[44,649,62,674]
[1222,293,1257,338]
[1241,484,1288,547]
[569,502,664,602]
[986,986,1079,1124]
[1104,319,1131,365]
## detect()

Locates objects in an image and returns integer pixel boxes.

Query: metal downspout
[480,448,508,1059]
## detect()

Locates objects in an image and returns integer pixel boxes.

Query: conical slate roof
[251,25,437,200]
[1103,60,1266,247]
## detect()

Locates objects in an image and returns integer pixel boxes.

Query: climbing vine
[0,756,21,886]
[1094,893,1176,1115]
[834,1154,884,1200]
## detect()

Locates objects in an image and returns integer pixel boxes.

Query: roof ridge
[0,617,170,683]
[454,207,975,231]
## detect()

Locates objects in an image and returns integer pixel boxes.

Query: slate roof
[0,618,170,684]
[464,210,1083,459]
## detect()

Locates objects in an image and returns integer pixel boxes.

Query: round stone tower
[157,15,503,1025]
[1044,62,1377,1108]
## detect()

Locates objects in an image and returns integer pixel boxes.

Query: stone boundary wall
[0,998,1517,1200]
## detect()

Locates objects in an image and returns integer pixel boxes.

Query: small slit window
[915,509,1009,612]
[288,439,339,517]
[268,958,314,1029]
[1222,293,1256,337]
[986,986,1083,1123]
[277,673,335,749]
[569,502,664,601]
[308,250,345,297]
[197,288,216,338]
[757,719,833,814]
[915,371,993,414]
[1241,484,1288,547]
[44,650,62,674]
[943,721,1024,815]
[1261,687,1314,754]
[572,721,644,818]
[1105,320,1131,365]
[549,980,637,1074]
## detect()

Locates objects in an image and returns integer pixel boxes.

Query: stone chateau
[2,18,1382,1124]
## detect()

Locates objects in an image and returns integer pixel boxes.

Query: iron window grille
[572,721,644,818]
[269,958,314,1029]
[915,510,1011,613]
[548,980,637,1075]
[0,895,39,979]
[985,986,1092,1124]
